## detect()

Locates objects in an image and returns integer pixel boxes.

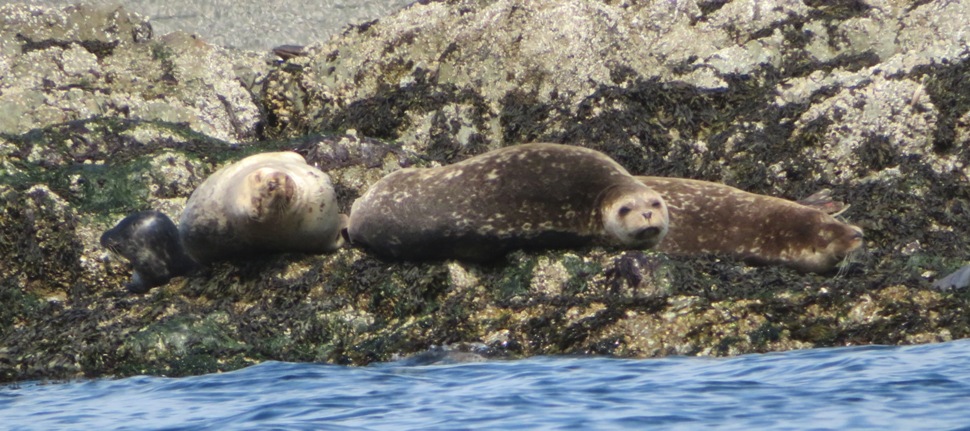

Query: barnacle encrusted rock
[2,0,970,383]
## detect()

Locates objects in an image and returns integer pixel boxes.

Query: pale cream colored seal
[179,151,346,263]
[348,143,669,261]
[638,176,864,274]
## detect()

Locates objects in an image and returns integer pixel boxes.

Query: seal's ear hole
[618,206,632,216]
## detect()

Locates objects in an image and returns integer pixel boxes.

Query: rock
[2,0,970,383]
[0,3,266,142]
[264,0,970,180]
[0,184,83,295]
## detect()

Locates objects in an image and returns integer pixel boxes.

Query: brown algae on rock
[3,0,970,382]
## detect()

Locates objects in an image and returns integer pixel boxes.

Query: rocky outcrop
[0,3,266,142]
[2,0,970,382]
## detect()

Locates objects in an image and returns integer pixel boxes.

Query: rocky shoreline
[2,0,970,383]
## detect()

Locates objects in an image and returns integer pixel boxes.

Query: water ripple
[4,340,970,430]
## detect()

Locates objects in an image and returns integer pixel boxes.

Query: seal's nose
[642,211,652,220]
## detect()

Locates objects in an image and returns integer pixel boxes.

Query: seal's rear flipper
[796,189,849,216]
[337,214,351,248]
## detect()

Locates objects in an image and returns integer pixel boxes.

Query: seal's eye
[651,200,662,208]
[618,206,632,216]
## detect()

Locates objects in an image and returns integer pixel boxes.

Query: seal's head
[100,210,199,294]
[753,210,865,274]
[601,184,670,249]
[243,167,297,222]
[790,217,865,274]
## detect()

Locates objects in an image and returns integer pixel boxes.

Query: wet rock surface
[2,0,970,382]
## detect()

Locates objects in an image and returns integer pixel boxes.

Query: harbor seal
[348,143,669,261]
[100,210,199,293]
[179,151,346,264]
[637,176,864,274]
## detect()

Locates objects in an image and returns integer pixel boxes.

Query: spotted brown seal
[637,176,864,274]
[348,143,669,261]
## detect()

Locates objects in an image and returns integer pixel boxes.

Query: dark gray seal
[348,143,669,261]
[100,210,199,293]
[637,176,864,274]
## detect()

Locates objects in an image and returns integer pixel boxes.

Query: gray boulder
[0,3,265,142]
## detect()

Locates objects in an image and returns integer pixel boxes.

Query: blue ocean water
[3,341,970,430]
